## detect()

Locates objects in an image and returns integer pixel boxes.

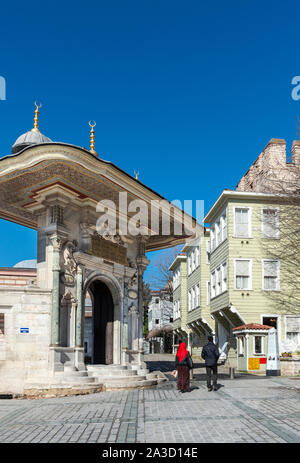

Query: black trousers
[206,366,217,388]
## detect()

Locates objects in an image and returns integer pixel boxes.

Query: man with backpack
[201,335,220,391]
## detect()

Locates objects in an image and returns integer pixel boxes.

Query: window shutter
[264,261,277,277]
[286,317,300,333]
[263,209,279,238]
[235,208,249,237]
[236,260,249,276]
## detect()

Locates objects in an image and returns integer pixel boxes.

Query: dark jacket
[175,352,193,369]
[201,341,220,367]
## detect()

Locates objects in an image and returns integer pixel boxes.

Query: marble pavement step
[91,375,147,383]
[88,369,138,377]
[104,379,158,390]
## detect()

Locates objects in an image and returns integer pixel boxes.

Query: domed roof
[12,130,52,154]
[13,259,37,269]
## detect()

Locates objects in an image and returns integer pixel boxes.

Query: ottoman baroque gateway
[0,105,195,395]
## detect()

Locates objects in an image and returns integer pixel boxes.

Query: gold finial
[32,101,42,132]
[89,120,97,155]
[134,170,139,180]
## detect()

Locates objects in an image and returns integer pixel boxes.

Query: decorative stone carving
[125,270,138,289]
[61,289,77,307]
[128,290,138,300]
[49,234,63,252]
[100,231,125,246]
[127,257,137,268]
[60,241,77,286]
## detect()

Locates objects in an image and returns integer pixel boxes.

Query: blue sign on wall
[20,328,29,333]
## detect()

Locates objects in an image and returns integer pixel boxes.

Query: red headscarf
[176,342,188,362]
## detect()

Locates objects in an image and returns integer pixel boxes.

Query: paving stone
[0,356,299,442]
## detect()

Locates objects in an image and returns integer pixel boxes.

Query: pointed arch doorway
[86,280,114,365]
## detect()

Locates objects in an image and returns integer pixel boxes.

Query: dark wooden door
[91,281,114,364]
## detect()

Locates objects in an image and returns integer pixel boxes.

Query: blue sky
[0,0,299,282]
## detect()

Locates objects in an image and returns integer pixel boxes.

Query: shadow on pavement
[145,358,273,382]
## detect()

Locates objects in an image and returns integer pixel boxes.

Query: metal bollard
[229,367,235,379]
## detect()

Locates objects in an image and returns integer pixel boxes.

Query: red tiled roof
[233,323,273,332]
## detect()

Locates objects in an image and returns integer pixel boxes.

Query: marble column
[50,235,62,346]
[75,265,83,347]
[136,239,150,352]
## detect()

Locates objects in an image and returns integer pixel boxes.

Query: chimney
[291,140,300,165]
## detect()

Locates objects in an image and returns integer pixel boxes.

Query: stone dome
[13,259,37,269]
[12,130,52,154]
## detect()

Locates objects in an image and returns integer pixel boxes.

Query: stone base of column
[49,346,83,373]
[122,348,145,366]
[75,347,86,371]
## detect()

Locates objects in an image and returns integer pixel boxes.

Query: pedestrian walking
[173,341,193,393]
[201,335,220,391]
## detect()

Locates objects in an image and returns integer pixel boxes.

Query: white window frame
[187,254,192,275]
[206,240,211,264]
[261,207,280,239]
[196,283,200,308]
[210,261,228,299]
[221,262,227,292]
[211,208,227,252]
[285,315,300,347]
[174,300,181,320]
[188,290,191,311]
[206,281,210,306]
[215,222,221,247]
[253,335,264,355]
[216,266,222,296]
[192,250,196,272]
[262,259,280,291]
[261,314,281,349]
[174,268,181,289]
[191,287,195,310]
[221,212,227,240]
[210,227,215,252]
[195,247,200,268]
[211,272,216,299]
[233,206,252,238]
[238,337,244,356]
[234,258,252,290]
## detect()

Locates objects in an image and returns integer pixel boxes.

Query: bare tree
[147,245,182,296]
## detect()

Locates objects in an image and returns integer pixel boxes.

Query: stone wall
[0,287,52,394]
[280,358,300,376]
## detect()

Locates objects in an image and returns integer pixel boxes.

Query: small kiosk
[233,323,272,373]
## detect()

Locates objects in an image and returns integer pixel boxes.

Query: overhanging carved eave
[0,144,197,248]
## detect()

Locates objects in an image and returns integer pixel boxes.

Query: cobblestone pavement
[0,354,300,443]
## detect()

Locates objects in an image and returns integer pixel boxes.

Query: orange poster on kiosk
[248,358,260,370]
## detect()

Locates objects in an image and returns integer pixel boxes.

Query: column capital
[136,255,150,275]
[49,234,63,252]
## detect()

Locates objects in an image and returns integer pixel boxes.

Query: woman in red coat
[175,342,193,393]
